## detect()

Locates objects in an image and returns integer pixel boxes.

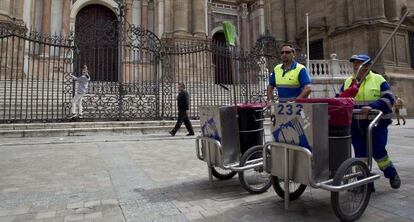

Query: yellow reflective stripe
[380,97,393,110]
[375,156,392,170]
[355,101,376,106]
[380,90,392,96]
[382,113,393,119]
[278,97,296,102]
[276,84,301,88]
[353,113,393,120]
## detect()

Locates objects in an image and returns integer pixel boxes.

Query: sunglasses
[280,51,292,55]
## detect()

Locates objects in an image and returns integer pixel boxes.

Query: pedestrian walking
[169,82,194,136]
[394,96,406,125]
[70,65,90,119]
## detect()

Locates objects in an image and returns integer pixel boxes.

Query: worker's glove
[339,80,359,98]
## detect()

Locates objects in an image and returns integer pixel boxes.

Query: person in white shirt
[70,65,90,118]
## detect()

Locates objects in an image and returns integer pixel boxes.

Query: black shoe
[69,114,78,119]
[396,123,400,125]
[369,182,375,193]
[169,131,175,136]
[390,174,401,189]
[186,132,195,136]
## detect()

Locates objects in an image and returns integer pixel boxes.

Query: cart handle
[263,142,381,193]
[352,109,383,171]
[195,136,224,166]
[263,141,315,185]
[253,106,268,122]
[196,136,265,172]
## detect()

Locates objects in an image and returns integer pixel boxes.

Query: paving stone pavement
[0,120,413,222]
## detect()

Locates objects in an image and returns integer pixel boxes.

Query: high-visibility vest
[344,71,392,119]
[273,63,304,89]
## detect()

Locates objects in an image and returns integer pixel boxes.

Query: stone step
[0,120,272,138]
[0,125,200,138]
[0,120,181,130]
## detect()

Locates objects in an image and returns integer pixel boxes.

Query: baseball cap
[349,54,371,63]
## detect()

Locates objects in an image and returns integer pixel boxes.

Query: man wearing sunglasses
[266,44,312,106]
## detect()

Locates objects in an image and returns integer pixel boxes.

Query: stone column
[192,0,206,37]
[163,0,173,35]
[385,0,399,21]
[285,0,296,43]
[61,0,70,37]
[207,1,212,35]
[0,0,11,18]
[335,0,348,28]
[158,0,164,36]
[41,0,51,35]
[23,0,32,29]
[14,0,24,20]
[371,0,386,20]
[264,0,272,33]
[174,0,189,34]
[346,0,354,24]
[352,0,368,22]
[240,3,249,49]
[126,0,133,26]
[141,0,148,30]
[271,0,285,41]
[132,0,141,26]
[153,0,158,34]
[258,0,265,35]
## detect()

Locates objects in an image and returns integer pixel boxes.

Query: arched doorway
[212,32,233,84]
[75,4,118,82]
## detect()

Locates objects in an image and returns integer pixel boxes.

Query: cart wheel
[238,145,272,194]
[331,158,371,222]
[211,167,237,180]
[272,176,307,200]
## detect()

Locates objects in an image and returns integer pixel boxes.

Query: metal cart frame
[196,107,272,194]
[263,109,383,221]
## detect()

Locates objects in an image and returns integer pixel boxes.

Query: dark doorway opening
[212,32,233,84]
[309,39,324,60]
[75,4,119,82]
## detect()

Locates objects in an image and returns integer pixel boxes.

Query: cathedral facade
[1,0,414,120]
[1,0,414,72]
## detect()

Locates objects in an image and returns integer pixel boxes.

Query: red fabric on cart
[339,80,359,98]
[295,98,355,126]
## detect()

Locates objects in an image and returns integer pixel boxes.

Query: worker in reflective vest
[339,54,401,190]
[266,44,312,105]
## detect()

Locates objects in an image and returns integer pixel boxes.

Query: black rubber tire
[238,145,272,194]
[211,166,237,180]
[331,158,371,222]
[272,176,307,200]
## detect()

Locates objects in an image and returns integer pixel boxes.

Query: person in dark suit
[169,82,194,136]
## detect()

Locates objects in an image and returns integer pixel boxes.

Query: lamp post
[114,0,127,117]
[114,0,127,82]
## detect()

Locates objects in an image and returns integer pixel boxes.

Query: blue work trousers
[351,123,397,178]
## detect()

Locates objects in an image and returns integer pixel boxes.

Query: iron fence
[0,21,280,123]
[0,22,75,123]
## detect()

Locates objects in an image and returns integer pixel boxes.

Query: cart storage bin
[199,105,240,166]
[237,103,265,154]
[295,98,355,176]
[270,102,329,184]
